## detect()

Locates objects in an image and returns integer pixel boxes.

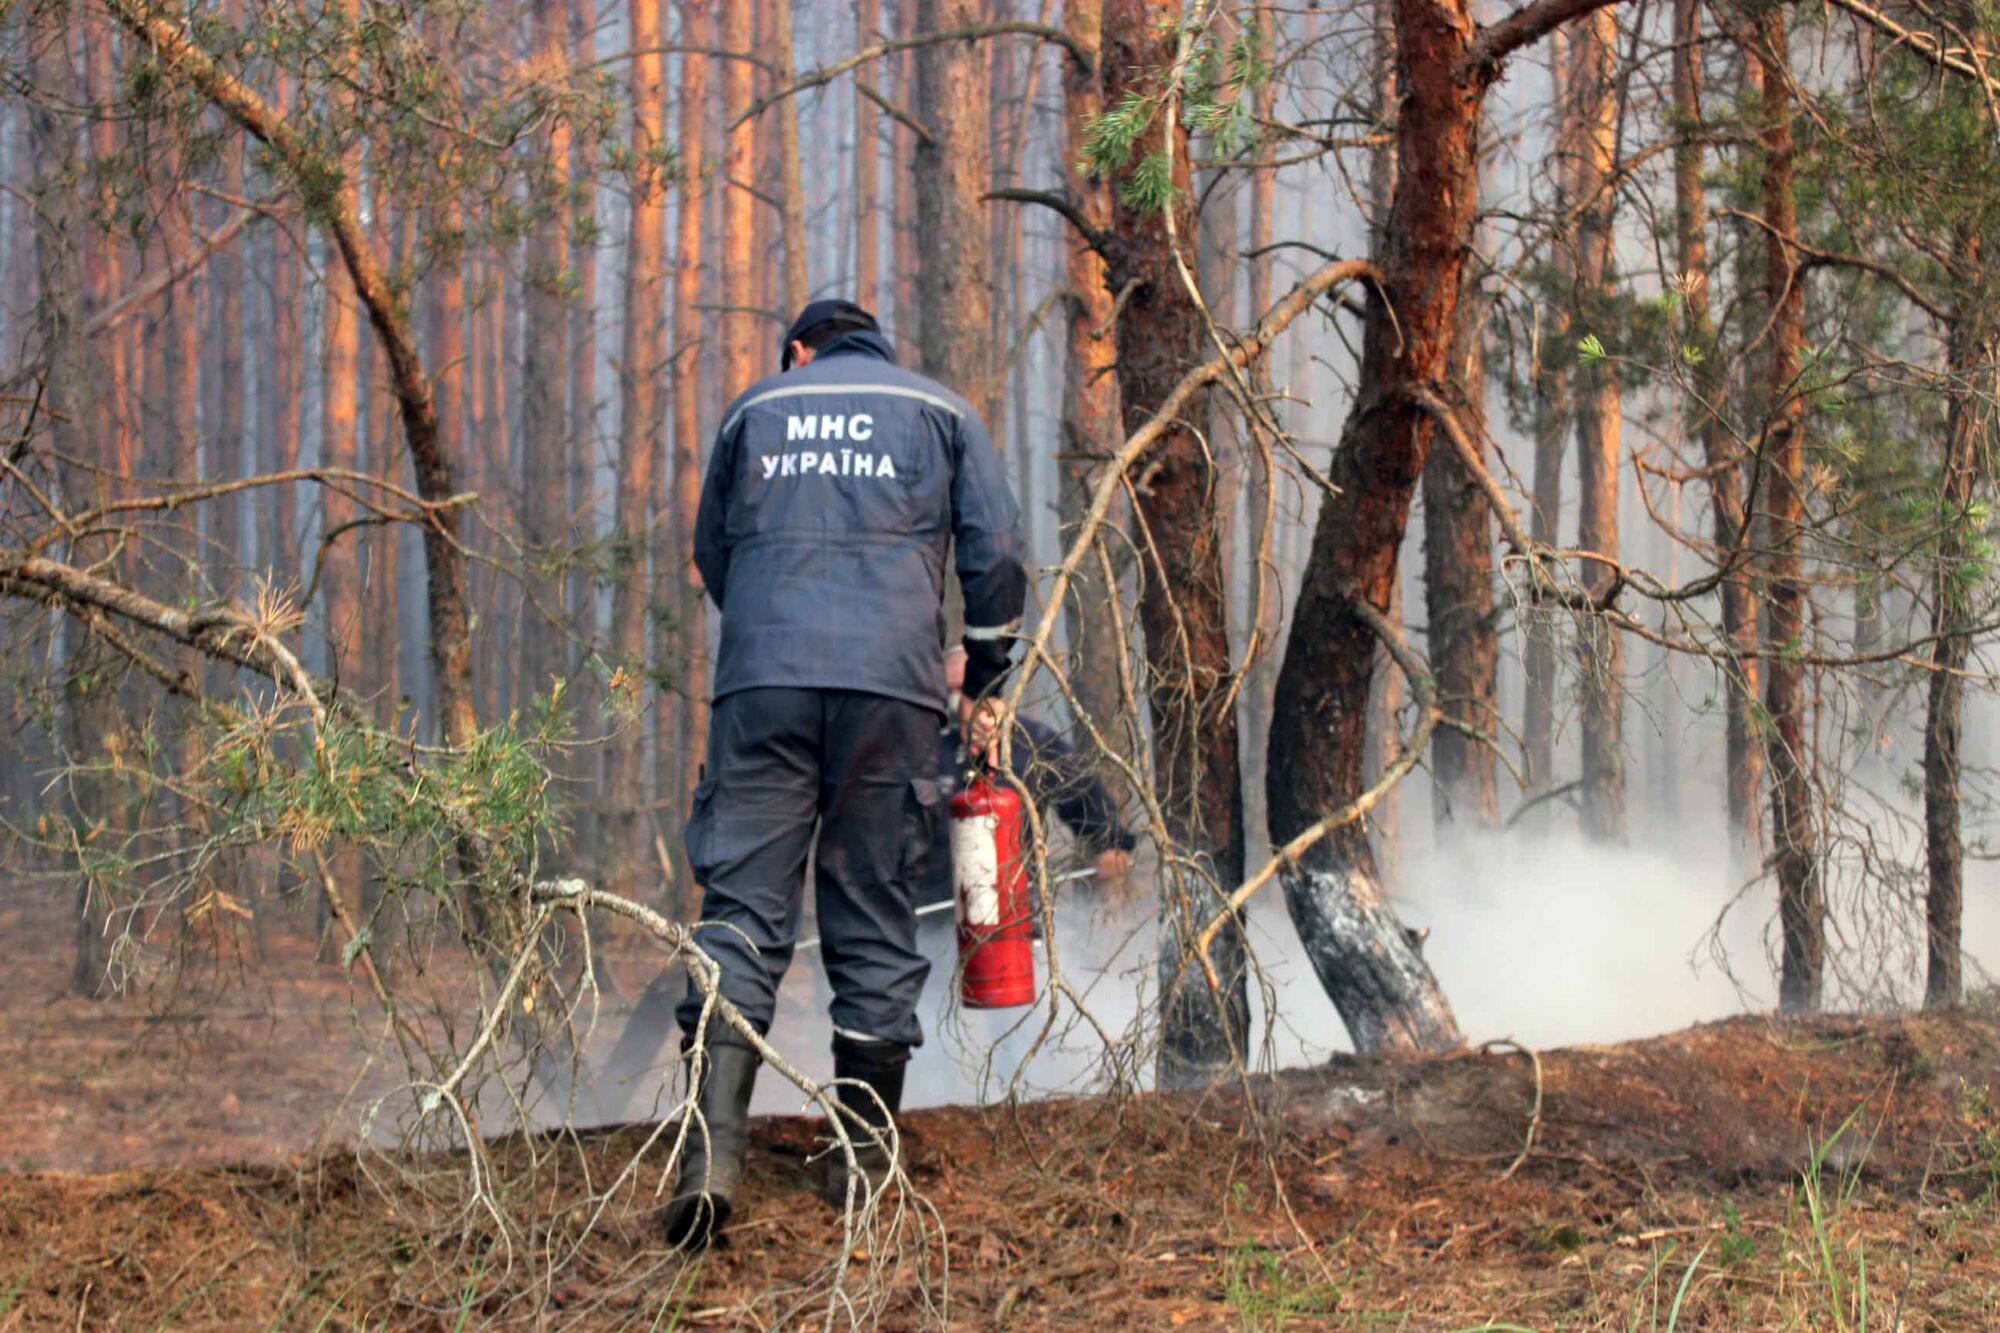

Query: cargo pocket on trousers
[900,777,941,882]
[683,779,719,886]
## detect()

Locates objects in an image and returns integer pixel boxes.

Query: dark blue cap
[780,299,879,369]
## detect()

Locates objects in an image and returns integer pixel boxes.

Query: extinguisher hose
[793,868,1096,953]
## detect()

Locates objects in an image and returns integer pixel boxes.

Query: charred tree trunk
[1100,0,1250,1086]
[1925,231,1994,1008]
[606,0,668,905]
[1670,0,1762,853]
[1569,10,1625,841]
[1265,0,1601,1053]
[1420,239,1499,827]
[1755,12,1823,1013]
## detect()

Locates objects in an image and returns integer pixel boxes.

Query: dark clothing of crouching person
[661,299,1027,1247]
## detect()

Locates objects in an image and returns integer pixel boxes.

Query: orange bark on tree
[607,0,668,904]
[1570,9,1626,841]
[1057,0,1127,764]
[1754,12,1823,1013]
[912,0,995,419]
[672,0,713,822]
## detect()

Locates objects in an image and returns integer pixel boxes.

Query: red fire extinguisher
[949,770,1037,1008]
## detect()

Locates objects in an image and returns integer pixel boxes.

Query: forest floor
[6,884,2000,1328]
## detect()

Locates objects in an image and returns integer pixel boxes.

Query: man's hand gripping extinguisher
[949,764,1037,1008]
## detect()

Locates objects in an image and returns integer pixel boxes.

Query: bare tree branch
[730,22,1093,130]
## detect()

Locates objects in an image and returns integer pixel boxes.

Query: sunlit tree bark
[1570,9,1626,841]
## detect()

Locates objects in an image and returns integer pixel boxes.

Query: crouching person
[661,300,1027,1248]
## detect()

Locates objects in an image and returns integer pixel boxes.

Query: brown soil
[5,1008,2000,1330]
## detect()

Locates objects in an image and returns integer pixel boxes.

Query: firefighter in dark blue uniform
[662,301,1026,1247]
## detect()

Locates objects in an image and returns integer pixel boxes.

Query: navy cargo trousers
[675,687,941,1048]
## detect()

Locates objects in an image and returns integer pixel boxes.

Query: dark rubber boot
[821,1035,910,1210]
[660,1032,759,1249]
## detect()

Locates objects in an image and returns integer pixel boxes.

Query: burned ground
[5,1004,2000,1328]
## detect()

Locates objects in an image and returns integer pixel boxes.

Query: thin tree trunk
[567,0,602,859]
[1755,11,1822,1013]
[1363,0,1405,869]
[210,63,247,620]
[1522,28,1569,804]
[1671,0,1762,853]
[721,0,759,402]
[33,17,117,995]
[671,0,713,908]
[1570,9,1625,842]
[608,0,668,905]
[771,0,809,313]
[1056,0,1129,772]
[854,0,881,310]
[1240,2,1281,853]
[1924,230,1992,1008]
[1420,233,1499,827]
[519,0,572,707]
[427,200,467,730]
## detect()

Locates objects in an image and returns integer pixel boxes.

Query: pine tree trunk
[1755,12,1823,1013]
[519,0,572,707]
[668,5,716,892]
[671,0,713,908]
[567,0,602,856]
[1925,229,1992,1008]
[1100,0,1251,1087]
[1522,29,1569,805]
[607,0,668,905]
[1240,2,1281,853]
[913,0,995,416]
[1570,10,1625,842]
[1058,0,1128,769]
[771,0,809,314]
[853,0,881,310]
[1268,0,1531,1056]
[427,200,467,729]
[210,71,247,619]
[1363,0,1405,872]
[1420,235,1499,827]
[1671,0,1762,853]
[33,18,118,995]
[721,2,759,402]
